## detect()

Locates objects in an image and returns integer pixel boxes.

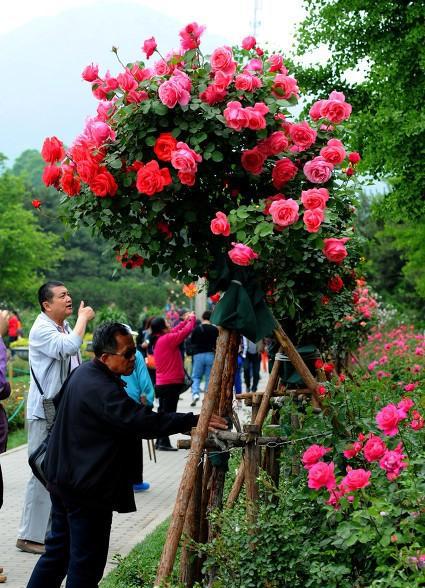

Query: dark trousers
[243,352,261,392]
[155,384,182,448]
[27,493,112,588]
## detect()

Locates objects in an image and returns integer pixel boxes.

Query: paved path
[0,381,260,587]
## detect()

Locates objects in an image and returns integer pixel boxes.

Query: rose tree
[41,24,363,335]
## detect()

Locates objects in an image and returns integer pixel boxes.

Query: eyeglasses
[107,347,137,360]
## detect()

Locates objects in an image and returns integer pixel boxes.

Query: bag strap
[30,365,45,396]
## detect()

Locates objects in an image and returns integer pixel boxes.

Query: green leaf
[152,102,169,116]
[212,151,224,162]
[145,136,156,147]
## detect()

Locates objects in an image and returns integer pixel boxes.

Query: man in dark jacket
[26,322,226,588]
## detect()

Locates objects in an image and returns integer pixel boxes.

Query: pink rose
[363,435,387,462]
[376,404,401,436]
[340,468,371,491]
[234,73,262,92]
[307,461,336,490]
[126,90,148,104]
[268,54,287,74]
[304,156,334,184]
[85,120,115,147]
[271,75,299,100]
[258,131,289,156]
[263,194,285,215]
[303,208,324,233]
[179,22,205,50]
[272,158,298,189]
[269,198,299,227]
[171,142,202,174]
[223,101,250,131]
[343,441,363,459]
[244,58,263,72]
[301,444,331,470]
[130,64,152,82]
[242,36,256,50]
[117,70,138,93]
[289,122,317,151]
[320,138,346,164]
[321,92,352,123]
[323,237,349,263]
[96,100,116,122]
[245,102,269,130]
[154,59,172,77]
[210,212,231,236]
[158,78,190,108]
[301,188,330,210]
[214,70,233,90]
[103,71,119,92]
[241,148,266,175]
[199,84,228,105]
[210,46,236,75]
[379,444,408,480]
[142,36,157,59]
[82,63,99,82]
[397,397,414,419]
[309,99,326,121]
[228,242,259,266]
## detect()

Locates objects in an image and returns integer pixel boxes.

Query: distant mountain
[0,3,226,163]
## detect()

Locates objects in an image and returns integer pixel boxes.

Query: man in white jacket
[16,281,94,554]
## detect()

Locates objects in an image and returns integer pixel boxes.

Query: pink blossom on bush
[271,75,299,100]
[199,84,228,105]
[363,435,387,462]
[322,238,349,263]
[82,63,99,82]
[223,101,250,131]
[321,91,352,124]
[272,158,298,189]
[258,131,289,156]
[320,138,346,165]
[301,444,331,470]
[343,441,363,459]
[289,122,317,151]
[241,35,256,50]
[340,468,371,491]
[309,100,326,121]
[307,461,336,490]
[301,187,329,210]
[403,382,418,392]
[158,77,191,108]
[376,404,401,436]
[348,151,361,164]
[268,54,287,74]
[397,397,415,418]
[136,160,172,196]
[234,73,262,92]
[304,156,334,184]
[117,69,138,93]
[85,120,115,147]
[210,212,231,236]
[245,102,269,130]
[263,194,285,215]
[244,58,263,73]
[241,148,266,175]
[130,64,152,82]
[379,444,408,480]
[210,46,236,75]
[303,208,324,233]
[142,36,157,59]
[179,22,205,50]
[96,100,116,122]
[228,242,259,266]
[171,141,202,174]
[126,90,148,104]
[410,410,424,430]
[269,198,299,228]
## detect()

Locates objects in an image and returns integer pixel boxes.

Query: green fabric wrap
[208,451,230,470]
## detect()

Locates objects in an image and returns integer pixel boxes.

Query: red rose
[323,238,349,263]
[154,133,178,162]
[42,165,61,188]
[41,136,65,164]
[178,171,196,186]
[323,363,334,374]
[60,169,81,196]
[89,168,118,197]
[136,160,172,196]
[31,199,42,209]
[348,151,361,164]
[199,85,228,105]
[272,158,298,189]
[328,275,344,293]
[241,148,265,175]
[314,359,324,369]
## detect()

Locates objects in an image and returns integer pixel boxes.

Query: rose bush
[41,23,364,344]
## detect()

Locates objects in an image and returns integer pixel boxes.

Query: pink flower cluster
[310,91,352,124]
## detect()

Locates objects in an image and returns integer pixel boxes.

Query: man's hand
[208,413,229,433]
[0,310,9,338]
[78,301,95,322]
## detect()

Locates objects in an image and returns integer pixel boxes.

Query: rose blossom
[343,441,363,459]
[263,194,285,215]
[179,22,205,50]
[41,136,65,164]
[301,444,331,470]
[304,156,334,184]
[301,188,329,210]
[379,444,408,480]
[271,74,299,100]
[397,397,414,419]
[126,90,148,104]
[234,73,262,92]
[117,69,138,92]
[323,238,349,263]
[131,64,152,82]
[307,461,336,490]
[154,133,178,162]
[269,198,299,228]
[376,404,401,436]
[348,152,361,164]
[321,91,352,123]
[241,148,265,175]
[244,58,263,72]
[158,78,190,108]
[289,122,317,151]
[60,167,81,196]
[199,84,228,105]
[210,46,236,75]
[268,54,287,73]
[363,435,387,462]
[258,131,289,156]
[228,242,258,266]
[245,102,269,130]
[328,275,344,293]
[42,165,61,188]
[136,160,172,196]
[31,199,42,209]
[96,100,116,122]
[214,70,233,90]
[210,212,231,236]
[340,468,371,491]
[320,139,346,164]
[82,63,99,82]
[272,158,298,189]
[309,100,326,121]
[89,168,118,197]
[242,36,256,50]
[142,36,157,59]
[410,410,424,431]
[303,208,324,233]
[85,120,115,147]
[171,142,202,174]
[76,159,99,183]
[223,101,250,131]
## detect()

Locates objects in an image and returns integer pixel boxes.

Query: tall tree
[294,0,425,220]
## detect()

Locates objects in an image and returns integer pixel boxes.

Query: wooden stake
[244,424,260,526]
[155,328,231,586]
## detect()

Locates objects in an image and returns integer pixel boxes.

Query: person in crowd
[165,304,180,328]
[7,310,22,347]
[25,322,227,588]
[17,282,95,555]
[121,335,155,492]
[151,312,196,450]
[242,337,262,393]
[188,311,219,407]
[136,317,155,385]
[0,310,11,583]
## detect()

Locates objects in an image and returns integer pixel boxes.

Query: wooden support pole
[244,424,260,526]
[226,351,282,507]
[177,432,288,450]
[155,328,231,586]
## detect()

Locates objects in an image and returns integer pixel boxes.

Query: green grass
[7,427,27,450]
[100,518,180,588]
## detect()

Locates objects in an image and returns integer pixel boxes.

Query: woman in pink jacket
[151,312,196,450]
